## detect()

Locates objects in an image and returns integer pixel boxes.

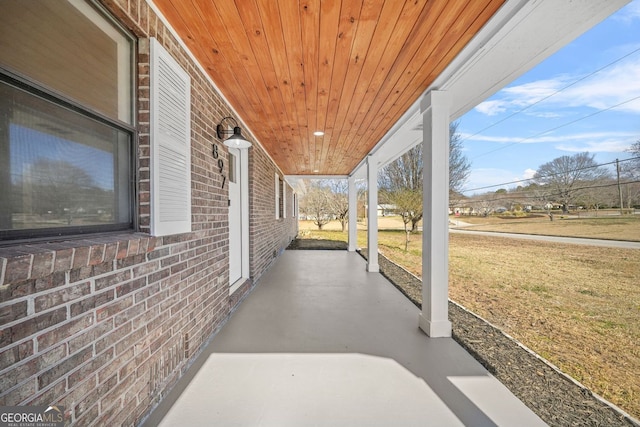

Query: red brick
[69,266,93,284]
[95,270,132,291]
[68,347,114,388]
[96,296,133,323]
[116,240,130,260]
[117,254,145,269]
[62,374,97,408]
[0,340,33,371]
[72,246,90,269]
[31,251,54,279]
[115,327,146,356]
[100,373,135,418]
[0,279,33,302]
[69,289,115,317]
[34,271,66,292]
[24,377,66,406]
[91,260,114,276]
[114,302,145,327]
[0,378,36,406]
[37,313,94,351]
[53,248,74,272]
[89,244,105,265]
[96,321,131,355]
[38,346,93,389]
[68,320,114,354]
[5,254,32,283]
[34,282,91,312]
[103,242,119,263]
[128,239,140,255]
[10,308,67,343]
[0,300,28,326]
[132,261,159,278]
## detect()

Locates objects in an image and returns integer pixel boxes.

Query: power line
[461,156,640,193]
[461,46,640,145]
[451,179,640,208]
[470,95,640,160]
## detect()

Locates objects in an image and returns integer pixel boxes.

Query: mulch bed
[286,238,348,250]
[288,239,639,426]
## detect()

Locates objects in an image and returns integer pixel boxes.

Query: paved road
[449,228,640,249]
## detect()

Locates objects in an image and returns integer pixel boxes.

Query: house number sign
[212,144,226,189]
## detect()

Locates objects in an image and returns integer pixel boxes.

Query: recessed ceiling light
[313,131,324,136]
[313,169,319,173]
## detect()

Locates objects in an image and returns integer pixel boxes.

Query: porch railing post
[419,90,452,338]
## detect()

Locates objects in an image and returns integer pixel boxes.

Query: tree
[378,121,470,233]
[379,144,423,233]
[533,152,610,213]
[300,183,333,230]
[627,140,640,173]
[323,180,349,232]
[449,121,471,206]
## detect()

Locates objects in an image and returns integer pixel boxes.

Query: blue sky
[458,0,640,195]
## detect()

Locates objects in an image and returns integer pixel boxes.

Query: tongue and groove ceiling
[152,0,505,175]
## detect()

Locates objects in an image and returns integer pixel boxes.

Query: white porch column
[348,176,358,252]
[418,90,452,338]
[366,155,379,272]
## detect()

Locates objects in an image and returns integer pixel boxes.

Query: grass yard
[451,212,640,241]
[297,216,640,418]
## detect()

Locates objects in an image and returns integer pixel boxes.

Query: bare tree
[449,121,471,207]
[323,180,349,232]
[378,121,469,233]
[533,152,610,214]
[622,141,640,209]
[379,144,423,232]
[626,140,640,173]
[300,183,333,230]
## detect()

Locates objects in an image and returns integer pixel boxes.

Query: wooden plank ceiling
[153,0,505,175]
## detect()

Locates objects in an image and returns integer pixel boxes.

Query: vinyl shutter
[150,38,191,236]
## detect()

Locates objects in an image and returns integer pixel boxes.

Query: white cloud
[525,111,563,119]
[523,168,537,180]
[555,137,635,153]
[474,56,640,116]
[613,0,640,24]
[461,131,638,146]
[474,76,568,116]
[554,58,640,113]
[474,100,508,116]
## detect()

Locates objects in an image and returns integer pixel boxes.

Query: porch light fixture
[313,131,324,136]
[216,116,252,149]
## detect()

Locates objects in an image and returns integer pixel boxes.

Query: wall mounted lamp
[216,116,252,149]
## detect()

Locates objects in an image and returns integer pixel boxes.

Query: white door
[228,148,242,284]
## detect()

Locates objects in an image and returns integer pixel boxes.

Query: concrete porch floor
[142,250,547,427]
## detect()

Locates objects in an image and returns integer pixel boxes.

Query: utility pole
[616,159,624,216]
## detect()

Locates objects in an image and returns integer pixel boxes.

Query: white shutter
[150,38,191,236]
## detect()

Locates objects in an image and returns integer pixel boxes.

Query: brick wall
[0,0,298,425]
[249,147,298,279]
